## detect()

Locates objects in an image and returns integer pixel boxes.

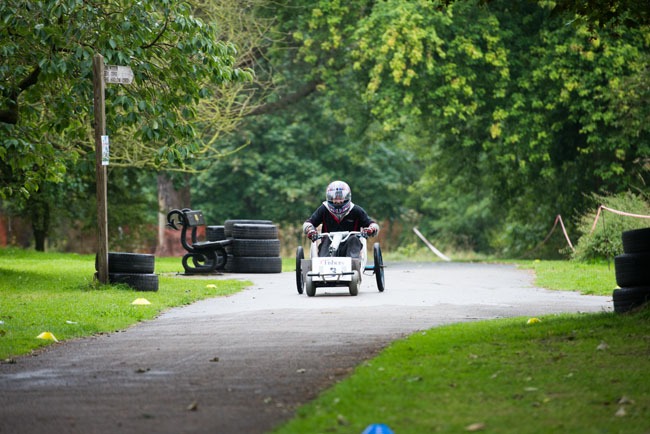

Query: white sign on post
[101,135,110,165]
[104,65,134,84]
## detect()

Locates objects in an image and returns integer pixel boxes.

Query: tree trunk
[27,193,50,252]
[156,172,191,257]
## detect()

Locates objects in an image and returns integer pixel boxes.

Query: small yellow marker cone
[37,332,59,342]
[131,298,151,305]
[206,284,217,288]
[527,317,541,324]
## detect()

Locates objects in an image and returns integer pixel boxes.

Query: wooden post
[93,54,109,284]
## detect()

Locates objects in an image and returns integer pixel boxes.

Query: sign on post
[104,65,134,84]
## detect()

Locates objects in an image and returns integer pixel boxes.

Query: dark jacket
[305,202,375,233]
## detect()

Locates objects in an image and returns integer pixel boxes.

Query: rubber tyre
[614,253,650,287]
[373,243,385,292]
[225,254,235,272]
[206,225,227,242]
[108,273,159,291]
[622,227,650,254]
[232,239,281,257]
[613,287,650,313]
[296,246,304,294]
[229,256,282,273]
[224,219,273,237]
[349,270,359,296]
[306,276,316,297]
[231,223,278,240]
[95,252,155,274]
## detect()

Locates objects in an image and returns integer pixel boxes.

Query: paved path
[0,262,611,434]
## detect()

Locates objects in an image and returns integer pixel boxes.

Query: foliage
[572,191,650,261]
[283,0,649,256]
[274,309,650,433]
[0,249,247,359]
[0,0,253,199]
[3,0,649,258]
[190,90,418,234]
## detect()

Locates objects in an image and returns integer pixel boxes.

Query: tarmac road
[0,261,612,434]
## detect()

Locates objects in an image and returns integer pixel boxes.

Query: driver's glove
[307,229,319,242]
[362,223,380,238]
[303,222,319,242]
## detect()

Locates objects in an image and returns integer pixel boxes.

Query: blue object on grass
[362,423,394,434]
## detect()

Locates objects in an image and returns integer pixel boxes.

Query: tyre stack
[613,228,650,313]
[205,224,229,272]
[97,252,158,291]
[223,219,282,273]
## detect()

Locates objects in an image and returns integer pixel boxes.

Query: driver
[303,180,380,257]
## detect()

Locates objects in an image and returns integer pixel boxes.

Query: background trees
[0,0,252,250]
[1,0,648,257]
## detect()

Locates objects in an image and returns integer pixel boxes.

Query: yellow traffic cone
[131,298,151,305]
[36,332,59,342]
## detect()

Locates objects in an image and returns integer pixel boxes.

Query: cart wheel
[296,246,304,294]
[306,276,316,297]
[349,270,359,296]
[373,243,385,292]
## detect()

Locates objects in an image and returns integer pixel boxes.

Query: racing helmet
[325,180,352,218]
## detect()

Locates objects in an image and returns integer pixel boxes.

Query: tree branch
[0,66,41,125]
[247,79,320,116]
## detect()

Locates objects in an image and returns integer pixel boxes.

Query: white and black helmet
[325,180,352,218]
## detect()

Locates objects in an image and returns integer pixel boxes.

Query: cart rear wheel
[374,243,385,292]
[296,246,304,294]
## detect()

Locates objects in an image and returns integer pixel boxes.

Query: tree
[0,0,253,200]
[283,0,649,255]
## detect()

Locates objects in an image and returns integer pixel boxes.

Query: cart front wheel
[373,243,385,292]
[305,276,316,297]
[296,246,305,294]
[349,270,360,296]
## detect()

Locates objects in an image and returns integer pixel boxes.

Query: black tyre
[108,273,159,291]
[225,254,235,272]
[229,256,282,273]
[622,227,650,254]
[224,219,273,237]
[305,276,316,297]
[232,239,281,257]
[349,270,359,296]
[96,252,155,274]
[231,223,278,240]
[613,287,650,313]
[614,253,650,287]
[296,246,304,294]
[206,225,227,242]
[373,243,385,292]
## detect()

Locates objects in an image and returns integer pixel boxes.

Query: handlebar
[316,231,368,241]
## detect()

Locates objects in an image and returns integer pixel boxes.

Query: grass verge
[272,258,648,433]
[273,309,650,434]
[0,248,248,359]
[515,260,617,296]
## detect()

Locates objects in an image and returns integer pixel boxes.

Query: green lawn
[0,248,248,359]
[273,310,650,433]
[514,259,617,296]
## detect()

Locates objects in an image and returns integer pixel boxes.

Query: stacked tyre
[613,228,650,313]
[223,219,282,274]
[205,224,229,271]
[97,252,158,291]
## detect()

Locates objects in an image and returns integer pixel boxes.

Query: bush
[572,191,650,261]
